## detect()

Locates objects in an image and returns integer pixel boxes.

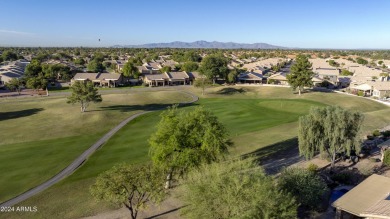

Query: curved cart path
[0,90,198,208]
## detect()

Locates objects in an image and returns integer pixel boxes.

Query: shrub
[357,90,364,96]
[181,159,298,219]
[359,165,373,176]
[278,167,327,210]
[268,79,277,84]
[307,163,319,173]
[331,172,354,185]
[367,135,375,140]
[384,150,390,166]
[382,130,390,138]
[373,130,381,137]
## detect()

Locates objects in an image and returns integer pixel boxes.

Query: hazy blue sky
[1,0,389,48]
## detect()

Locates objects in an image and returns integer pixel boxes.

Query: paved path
[0,89,198,208]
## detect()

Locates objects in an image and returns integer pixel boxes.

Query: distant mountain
[112,41,286,49]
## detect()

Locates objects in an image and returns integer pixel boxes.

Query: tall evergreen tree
[287,55,314,95]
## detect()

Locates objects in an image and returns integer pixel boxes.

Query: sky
[1,0,390,49]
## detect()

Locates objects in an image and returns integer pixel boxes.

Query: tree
[193,77,212,95]
[298,106,364,168]
[122,61,139,78]
[184,50,202,62]
[24,59,43,78]
[42,64,72,80]
[149,106,230,189]
[74,58,85,65]
[272,64,281,72]
[287,55,314,95]
[67,81,102,112]
[340,69,353,76]
[356,57,368,65]
[26,74,47,94]
[199,54,229,84]
[90,163,165,219]
[159,66,171,73]
[87,59,105,72]
[180,158,298,219]
[328,60,340,67]
[278,167,327,210]
[227,68,239,84]
[5,78,23,95]
[182,61,199,72]
[1,50,18,61]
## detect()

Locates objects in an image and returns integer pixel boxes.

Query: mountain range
[112,41,286,49]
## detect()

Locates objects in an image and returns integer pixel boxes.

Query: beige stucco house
[333,174,390,219]
[71,73,124,87]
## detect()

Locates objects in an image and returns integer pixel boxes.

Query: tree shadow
[215,87,247,95]
[0,108,44,121]
[97,102,197,112]
[308,87,336,93]
[145,205,187,219]
[242,138,303,174]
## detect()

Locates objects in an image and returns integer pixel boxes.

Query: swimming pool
[330,188,349,204]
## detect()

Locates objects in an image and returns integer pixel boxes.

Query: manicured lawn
[0,91,190,145]
[4,98,325,219]
[0,91,191,205]
[2,86,390,219]
[0,134,102,203]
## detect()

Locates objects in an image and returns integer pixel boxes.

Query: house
[144,74,169,87]
[162,60,178,69]
[0,61,28,85]
[251,66,269,75]
[116,60,125,72]
[166,71,190,85]
[267,73,289,85]
[137,62,161,75]
[333,174,390,219]
[144,71,191,86]
[350,81,390,98]
[238,72,263,84]
[313,68,340,85]
[311,76,324,87]
[71,73,123,87]
[370,81,390,99]
[186,71,206,83]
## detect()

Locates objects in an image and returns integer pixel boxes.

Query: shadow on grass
[215,87,247,95]
[242,138,302,174]
[97,102,198,112]
[0,108,44,121]
[308,87,336,93]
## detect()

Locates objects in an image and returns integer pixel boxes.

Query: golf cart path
[0,90,198,208]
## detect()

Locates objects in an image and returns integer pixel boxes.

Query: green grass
[0,91,191,205]
[3,98,325,219]
[0,134,102,203]
[0,91,190,145]
[2,86,390,219]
